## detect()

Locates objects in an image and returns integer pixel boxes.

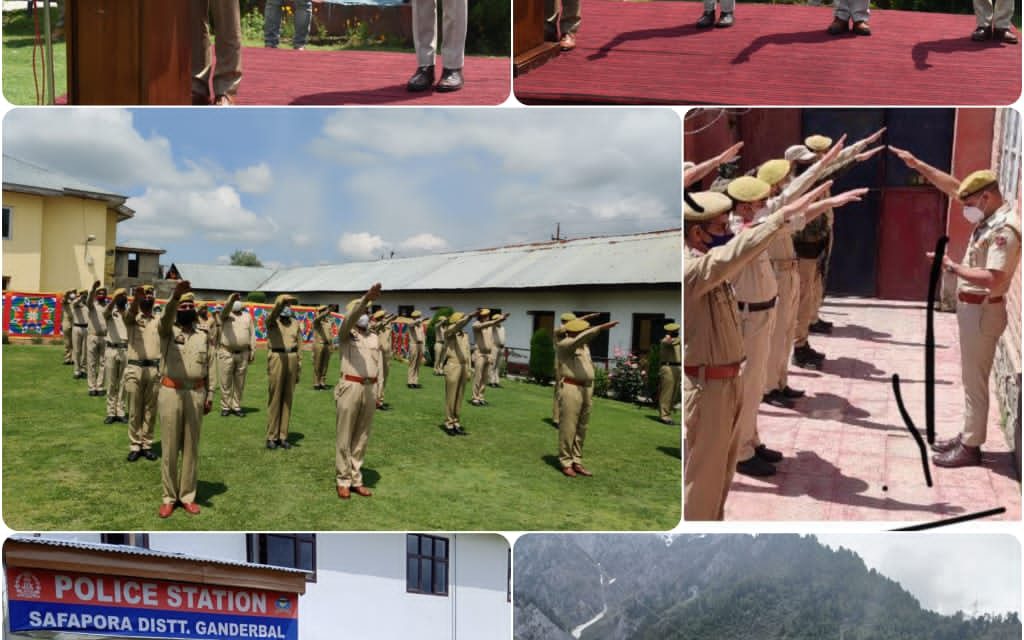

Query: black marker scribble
[893,507,1007,531]
[925,236,948,445]
[893,373,933,488]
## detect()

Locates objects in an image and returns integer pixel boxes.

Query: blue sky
[4,108,681,269]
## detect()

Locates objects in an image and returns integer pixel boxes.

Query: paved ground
[724,297,1021,523]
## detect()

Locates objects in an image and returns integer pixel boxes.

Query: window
[573,311,611,359]
[507,548,512,602]
[397,305,414,318]
[406,534,449,596]
[127,252,140,278]
[631,313,668,356]
[100,533,149,548]
[247,534,316,582]
[2,206,11,240]
[530,311,554,337]
[998,109,1021,203]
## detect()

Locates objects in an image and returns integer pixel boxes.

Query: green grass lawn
[3,7,67,105]
[3,343,681,531]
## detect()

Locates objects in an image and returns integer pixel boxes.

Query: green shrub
[593,367,610,398]
[609,351,646,404]
[246,291,268,304]
[529,329,555,385]
[645,348,661,404]
[467,0,511,56]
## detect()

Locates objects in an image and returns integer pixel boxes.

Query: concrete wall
[2,191,44,291]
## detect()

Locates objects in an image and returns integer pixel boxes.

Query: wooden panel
[514,0,559,74]
[139,1,192,105]
[877,188,946,301]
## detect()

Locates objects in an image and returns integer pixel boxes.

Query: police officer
[124,285,161,462]
[61,289,75,365]
[372,310,397,409]
[335,284,384,499]
[265,294,301,449]
[489,313,507,387]
[658,322,681,425]
[471,309,502,406]
[84,281,110,396]
[197,303,220,386]
[890,149,1023,468]
[407,310,426,388]
[442,310,480,436]
[69,289,90,379]
[556,318,618,477]
[552,312,600,427]
[102,289,130,424]
[433,315,449,376]
[157,281,213,517]
[312,305,334,390]
[218,293,256,416]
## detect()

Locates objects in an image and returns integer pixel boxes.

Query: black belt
[738,297,777,312]
[74,323,88,328]
[106,342,128,349]
[222,346,250,353]
[664,361,681,365]
[128,359,160,367]
[271,347,299,353]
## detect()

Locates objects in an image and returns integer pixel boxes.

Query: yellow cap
[112,288,127,298]
[436,315,448,323]
[492,313,504,322]
[726,176,771,203]
[411,310,422,318]
[804,135,833,152]
[560,312,577,323]
[684,191,733,222]
[141,285,155,293]
[180,292,196,303]
[957,170,998,200]
[65,288,77,296]
[449,312,465,324]
[478,308,491,317]
[785,144,816,164]
[756,159,791,186]
[664,322,680,332]
[564,319,590,333]
[372,310,386,320]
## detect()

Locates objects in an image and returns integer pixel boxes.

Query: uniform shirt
[312,312,333,346]
[267,317,302,352]
[960,202,1022,298]
[219,310,256,351]
[125,310,162,360]
[412,322,426,344]
[159,301,210,384]
[659,336,681,365]
[338,297,381,379]
[377,324,393,355]
[494,325,506,348]
[61,299,73,331]
[198,315,219,350]
[472,319,499,354]
[85,297,108,337]
[730,216,780,304]
[69,297,89,326]
[103,304,129,345]
[556,328,598,384]
[684,211,786,367]
[445,315,474,365]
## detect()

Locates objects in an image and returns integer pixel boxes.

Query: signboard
[7,569,299,640]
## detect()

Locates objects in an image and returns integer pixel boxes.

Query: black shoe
[408,384,415,389]
[118,416,129,423]
[445,427,458,436]
[455,425,468,435]
[994,27,1018,43]
[221,410,231,417]
[696,11,715,27]
[736,455,777,477]
[792,345,824,369]
[781,386,805,399]
[407,65,434,92]
[762,391,794,409]
[436,67,464,92]
[809,319,833,334]
[233,409,246,417]
[63,360,72,365]
[142,449,158,461]
[972,25,992,41]
[103,416,116,424]
[755,444,784,463]
[267,440,278,450]
[278,440,292,449]
[126,450,141,462]
[715,11,734,27]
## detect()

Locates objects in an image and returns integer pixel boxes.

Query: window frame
[127,252,140,278]
[998,109,1021,204]
[2,206,11,241]
[406,533,450,597]
[246,533,317,583]
[100,533,150,548]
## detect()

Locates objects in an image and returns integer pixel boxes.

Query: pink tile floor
[723,298,1021,523]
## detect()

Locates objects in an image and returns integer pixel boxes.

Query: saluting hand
[366,282,383,301]
[819,134,847,167]
[864,126,886,146]
[716,141,744,166]
[826,187,869,209]
[173,280,192,298]
[888,146,919,169]
[855,145,885,163]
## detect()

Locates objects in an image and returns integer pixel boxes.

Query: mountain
[514,534,1021,640]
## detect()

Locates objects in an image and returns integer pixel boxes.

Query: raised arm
[559,321,619,351]
[889,146,961,199]
[86,280,100,306]
[339,283,382,341]
[773,135,847,209]
[450,311,476,334]
[268,294,295,325]
[160,280,190,337]
[685,141,744,187]
[221,293,240,322]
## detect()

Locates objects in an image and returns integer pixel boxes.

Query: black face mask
[140,300,155,312]
[177,309,198,326]
[115,300,127,310]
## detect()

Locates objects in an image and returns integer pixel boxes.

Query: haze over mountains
[514,534,1021,640]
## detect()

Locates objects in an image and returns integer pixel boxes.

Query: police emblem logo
[996,234,1007,247]
[275,596,291,611]
[14,572,42,599]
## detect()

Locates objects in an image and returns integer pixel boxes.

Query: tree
[529,328,555,385]
[246,291,267,303]
[230,250,263,267]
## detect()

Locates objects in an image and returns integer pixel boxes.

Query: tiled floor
[724,298,1021,523]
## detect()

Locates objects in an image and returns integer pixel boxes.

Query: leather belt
[271,347,299,353]
[958,292,1004,305]
[106,341,128,349]
[738,297,777,312]
[343,374,378,384]
[562,377,593,387]
[161,376,206,391]
[664,361,682,366]
[684,363,742,379]
[221,346,250,353]
[128,358,160,367]
[73,323,88,328]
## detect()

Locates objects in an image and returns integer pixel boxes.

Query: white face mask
[754,206,770,220]
[356,315,370,329]
[962,206,985,224]
[232,301,243,312]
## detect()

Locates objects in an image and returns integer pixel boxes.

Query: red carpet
[239,47,511,105]
[514,0,1022,105]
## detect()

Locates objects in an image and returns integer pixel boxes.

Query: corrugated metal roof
[170,264,278,293]
[2,155,134,220]
[9,536,308,575]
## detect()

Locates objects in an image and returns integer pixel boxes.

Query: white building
[4,534,511,640]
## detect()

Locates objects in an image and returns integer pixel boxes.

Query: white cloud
[292,233,314,248]
[234,163,273,194]
[338,232,386,260]
[122,186,279,244]
[399,233,448,253]
[216,255,230,265]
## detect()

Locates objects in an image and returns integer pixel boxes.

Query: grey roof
[117,243,166,254]
[2,155,134,220]
[9,536,308,575]
[170,263,279,293]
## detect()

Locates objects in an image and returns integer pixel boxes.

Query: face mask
[177,309,198,325]
[962,206,985,224]
[706,230,734,249]
[356,315,370,329]
[280,307,293,319]
[97,296,108,304]
[232,301,243,313]
[115,300,127,310]
[140,299,155,312]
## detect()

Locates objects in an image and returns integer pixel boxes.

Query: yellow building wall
[104,208,118,285]
[39,196,115,293]
[1,191,45,291]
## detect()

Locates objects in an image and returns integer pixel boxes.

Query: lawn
[3,7,66,106]
[2,343,681,531]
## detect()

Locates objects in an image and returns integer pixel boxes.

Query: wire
[32,1,43,104]
[683,108,753,136]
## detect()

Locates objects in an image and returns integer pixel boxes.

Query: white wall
[453,535,512,640]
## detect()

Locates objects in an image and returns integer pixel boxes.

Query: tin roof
[168,264,279,293]
[2,155,135,221]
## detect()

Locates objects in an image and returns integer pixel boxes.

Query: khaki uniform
[955,203,1021,447]
[198,313,220,384]
[85,291,109,393]
[658,336,681,421]
[471,317,501,402]
[407,320,426,386]
[70,295,89,375]
[312,308,334,388]
[684,210,786,521]
[556,328,601,468]
[489,324,506,385]
[374,320,393,405]
[61,295,74,364]
[443,314,474,427]
[218,305,256,412]
[158,298,212,505]
[103,302,129,419]
[335,297,381,489]
[191,0,242,100]
[125,306,162,453]
[434,324,448,375]
[265,302,302,444]
[552,323,569,424]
